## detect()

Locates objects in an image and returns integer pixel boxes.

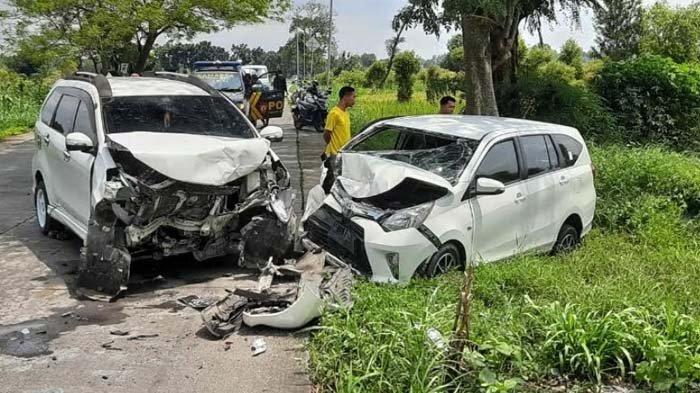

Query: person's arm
[323,111,336,145]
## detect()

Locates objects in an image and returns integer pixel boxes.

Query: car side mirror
[475,177,506,196]
[260,126,284,142]
[65,132,95,153]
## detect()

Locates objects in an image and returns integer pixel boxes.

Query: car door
[45,92,77,212]
[470,138,528,262]
[35,90,62,203]
[519,135,559,251]
[60,98,96,226]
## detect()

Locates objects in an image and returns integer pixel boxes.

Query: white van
[304,115,597,282]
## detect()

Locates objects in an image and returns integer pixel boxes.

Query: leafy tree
[594,0,643,60]
[289,0,336,79]
[3,0,290,73]
[393,51,421,102]
[522,45,557,72]
[398,0,599,116]
[359,53,377,68]
[230,44,266,64]
[641,3,700,64]
[155,41,229,71]
[441,34,464,72]
[559,39,584,77]
[365,61,388,89]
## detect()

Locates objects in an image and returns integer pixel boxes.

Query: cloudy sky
[198,0,697,59]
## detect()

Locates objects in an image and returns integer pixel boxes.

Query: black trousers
[322,154,336,194]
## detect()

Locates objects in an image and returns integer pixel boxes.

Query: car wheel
[423,243,462,278]
[552,224,580,254]
[35,180,57,236]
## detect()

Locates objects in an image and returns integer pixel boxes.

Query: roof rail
[64,72,112,98]
[141,71,220,97]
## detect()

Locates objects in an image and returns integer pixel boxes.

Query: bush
[392,51,421,102]
[498,75,618,142]
[335,69,366,89]
[595,55,700,151]
[424,66,459,103]
[364,61,387,89]
[0,66,56,135]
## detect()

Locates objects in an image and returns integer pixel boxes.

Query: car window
[552,134,583,168]
[521,135,550,177]
[40,90,61,125]
[545,135,559,168]
[74,101,96,143]
[476,139,520,184]
[102,96,254,138]
[52,95,80,134]
[351,127,402,151]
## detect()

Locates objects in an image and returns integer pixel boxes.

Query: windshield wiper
[221,88,242,92]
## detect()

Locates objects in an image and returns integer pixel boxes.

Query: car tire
[34,180,57,236]
[552,223,580,254]
[423,243,462,278]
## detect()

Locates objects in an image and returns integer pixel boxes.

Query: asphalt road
[0,113,328,393]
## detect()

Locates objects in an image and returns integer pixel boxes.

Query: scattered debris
[60,312,73,318]
[251,338,267,356]
[426,327,446,350]
[200,295,248,338]
[20,328,30,335]
[126,333,159,341]
[178,295,216,310]
[109,330,129,336]
[101,341,123,351]
[224,341,232,351]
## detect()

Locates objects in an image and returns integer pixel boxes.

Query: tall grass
[0,67,53,139]
[308,88,700,392]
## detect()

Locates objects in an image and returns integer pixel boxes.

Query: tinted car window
[476,139,520,184]
[545,135,559,168]
[103,96,254,138]
[521,135,550,177]
[40,91,61,125]
[74,101,95,142]
[52,95,80,134]
[552,134,583,168]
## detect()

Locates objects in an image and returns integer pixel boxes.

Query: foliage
[4,0,290,73]
[392,51,421,102]
[641,2,700,64]
[559,39,584,78]
[424,66,459,103]
[595,55,700,150]
[365,61,388,89]
[498,75,617,141]
[230,43,266,64]
[521,44,558,73]
[336,69,366,89]
[0,66,58,136]
[155,41,228,72]
[290,0,335,78]
[593,0,643,60]
[441,34,463,72]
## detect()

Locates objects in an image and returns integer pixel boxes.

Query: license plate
[329,222,354,252]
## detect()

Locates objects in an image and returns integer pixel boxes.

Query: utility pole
[296,29,300,80]
[327,0,333,88]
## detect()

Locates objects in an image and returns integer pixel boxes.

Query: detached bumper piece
[198,251,353,338]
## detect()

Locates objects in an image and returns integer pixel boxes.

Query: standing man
[322,86,356,193]
[439,96,457,114]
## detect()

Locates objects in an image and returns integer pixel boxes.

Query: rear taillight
[591,163,597,178]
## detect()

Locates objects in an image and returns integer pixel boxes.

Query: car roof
[381,115,580,140]
[105,77,210,97]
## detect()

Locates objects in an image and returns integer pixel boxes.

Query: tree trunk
[379,20,409,89]
[461,15,499,116]
[135,32,158,73]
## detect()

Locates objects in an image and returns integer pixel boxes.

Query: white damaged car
[32,72,294,295]
[304,115,596,282]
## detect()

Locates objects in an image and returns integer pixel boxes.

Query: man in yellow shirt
[322,86,356,193]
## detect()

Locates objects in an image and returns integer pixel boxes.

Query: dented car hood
[108,132,270,186]
[338,152,452,198]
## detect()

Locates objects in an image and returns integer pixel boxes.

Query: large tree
[289,0,336,79]
[593,0,643,60]
[155,41,229,72]
[400,0,599,116]
[4,0,290,73]
[641,2,700,64]
[230,43,266,64]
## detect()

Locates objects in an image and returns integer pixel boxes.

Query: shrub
[497,75,618,142]
[0,66,55,135]
[424,66,459,103]
[595,55,700,151]
[336,69,366,88]
[364,61,387,89]
[392,51,421,102]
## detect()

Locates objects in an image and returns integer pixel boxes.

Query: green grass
[308,88,700,392]
[0,67,49,141]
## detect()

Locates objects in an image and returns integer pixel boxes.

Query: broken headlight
[381,202,434,231]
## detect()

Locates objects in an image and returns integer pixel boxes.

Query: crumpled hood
[338,153,452,198]
[108,132,270,186]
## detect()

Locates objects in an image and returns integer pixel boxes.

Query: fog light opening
[386,253,400,280]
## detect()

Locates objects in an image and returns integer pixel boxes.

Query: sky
[198,0,698,59]
[1,0,697,58]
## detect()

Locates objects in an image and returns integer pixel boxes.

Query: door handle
[515,193,527,203]
[559,176,570,185]
[63,150,71,161]
[42,134,50,144]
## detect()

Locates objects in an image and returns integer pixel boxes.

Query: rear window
[552,134,583,168]
[102,95,253,138]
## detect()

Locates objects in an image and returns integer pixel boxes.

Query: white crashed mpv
[304,115,596,282]
[32,72,293,295]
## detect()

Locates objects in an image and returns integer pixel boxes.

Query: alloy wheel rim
[36,189,46,228]
[560,233,576,251]
[435,253,457,274]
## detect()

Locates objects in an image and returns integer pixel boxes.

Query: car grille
[306,205,371,274]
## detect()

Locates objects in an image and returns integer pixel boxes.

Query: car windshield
[346,125,479,184]
[102,95,254,138]
[195,72,243,92]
